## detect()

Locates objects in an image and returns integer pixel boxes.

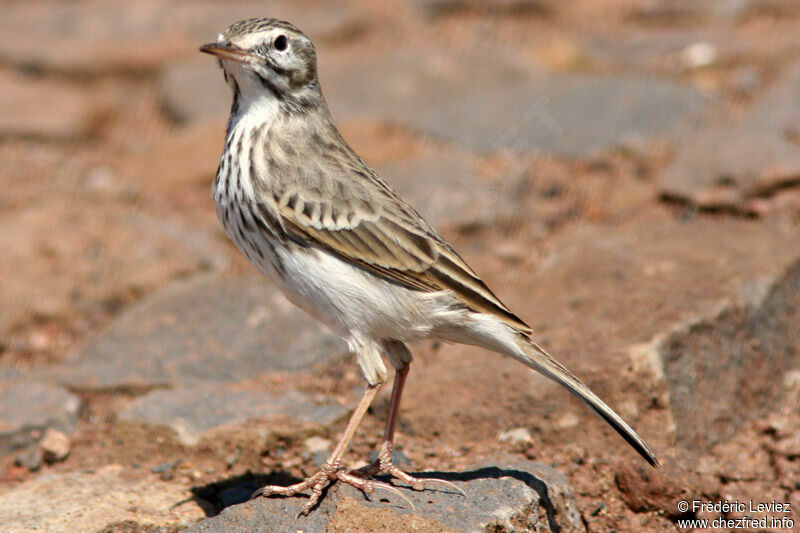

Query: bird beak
[199,42,256,64]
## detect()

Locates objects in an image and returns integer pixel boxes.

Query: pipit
[200,18,658,514]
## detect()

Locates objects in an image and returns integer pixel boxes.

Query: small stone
[0,381,81,456]
[498,427,533,444]
[28,332,51,351]
[152,461,179,474]
[303,436,332,455]
[555,412,581,429]
[784,369,800,390]
[680,42,717,69]
[40,428,70,463]
[80,167,125,197]
[14,446,43,472]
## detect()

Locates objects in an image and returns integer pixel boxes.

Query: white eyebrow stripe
[233,30,275,50]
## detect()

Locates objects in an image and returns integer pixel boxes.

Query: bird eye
[274,35,288,51]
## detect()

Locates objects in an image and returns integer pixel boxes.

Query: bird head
[200,18,319,110]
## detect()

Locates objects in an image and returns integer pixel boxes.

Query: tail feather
[518,338,659,467]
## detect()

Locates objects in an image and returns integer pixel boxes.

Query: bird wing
[259,154,532,335]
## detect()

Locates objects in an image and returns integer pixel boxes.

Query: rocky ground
[1,0,799,531]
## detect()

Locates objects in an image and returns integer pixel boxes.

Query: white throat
[225,67,283,135]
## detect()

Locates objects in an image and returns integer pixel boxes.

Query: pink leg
[253,382,411,514]
[383,360,409,447]
[360,363,465,496]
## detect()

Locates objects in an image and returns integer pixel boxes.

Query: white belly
[270,244,437,342]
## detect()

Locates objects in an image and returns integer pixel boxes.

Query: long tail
[515,337,659,467]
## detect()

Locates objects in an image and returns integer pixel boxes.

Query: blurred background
[0,0,799,531]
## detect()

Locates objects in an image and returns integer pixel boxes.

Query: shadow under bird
[200,17,658,515]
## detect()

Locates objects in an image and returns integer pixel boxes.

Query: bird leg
[357,363,465,496]
[253,381,409,515]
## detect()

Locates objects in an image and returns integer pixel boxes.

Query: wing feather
[253,134,531,334]
[274,196,530,333]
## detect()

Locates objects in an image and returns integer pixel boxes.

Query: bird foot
[355,443,467,497]
[252,460,415,515]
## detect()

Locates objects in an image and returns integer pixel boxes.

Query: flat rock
[661,61,800,214]
[0,467,205,532]
[189,458,583,533]
[377,147,526,230]
[53,274,347,390]
[118,384,347,446]
[649,258,800,451]
[0,199,228,339]
[325,47,708,157]
[0,381,81,457]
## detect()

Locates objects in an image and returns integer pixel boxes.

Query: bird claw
[251,462,421,515]
[337,471,416,511]
[396,468,467,497]
[358,463,466,497]
[355,443,467,497]
[252,466,340,516]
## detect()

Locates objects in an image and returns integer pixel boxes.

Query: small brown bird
[200,18,657,514]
